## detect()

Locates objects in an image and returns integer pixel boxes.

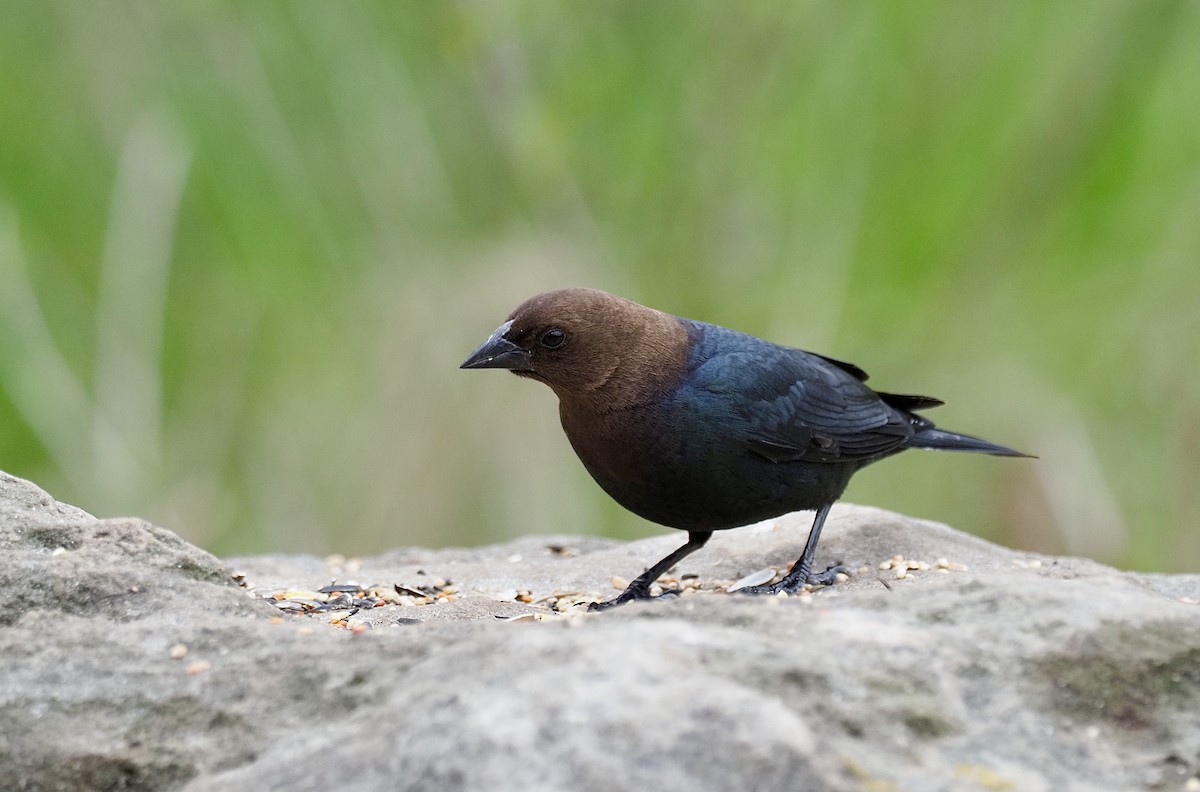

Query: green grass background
[2,2,1197,571]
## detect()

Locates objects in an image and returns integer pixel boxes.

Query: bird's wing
[690,332,912,464]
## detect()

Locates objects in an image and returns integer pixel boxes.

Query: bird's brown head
[460,288,690,410]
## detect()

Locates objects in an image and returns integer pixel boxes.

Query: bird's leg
[739,503,849,596]
[587,530,713,612]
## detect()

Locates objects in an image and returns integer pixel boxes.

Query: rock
[1,469,1198,791]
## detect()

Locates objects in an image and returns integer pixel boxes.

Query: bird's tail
[909,426,1034,458]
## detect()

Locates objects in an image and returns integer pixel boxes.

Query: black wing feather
[690,326,915,465]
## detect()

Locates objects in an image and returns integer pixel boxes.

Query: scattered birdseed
[875,554,960,580]
[272,589,323,601]
[528,590,596,611]
[317,583,362,594]
[326,610,356,626]
[169,643,188,659]
[256,575,458,622]
[50,546,67,556]
[251,562,827,624]
[544,544,576,557]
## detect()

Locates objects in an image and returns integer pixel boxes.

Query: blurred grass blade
[94,108,192,502]
[0,205,102,492]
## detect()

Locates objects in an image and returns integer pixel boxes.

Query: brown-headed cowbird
[461,289,1031,610]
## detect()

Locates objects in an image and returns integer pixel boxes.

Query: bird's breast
[558,400,681,495]
[558,396,847,531]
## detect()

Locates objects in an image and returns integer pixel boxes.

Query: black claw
[585,586,680,612]
[737,581,793,596]
[737,563,850,597]
[806,564,850,586]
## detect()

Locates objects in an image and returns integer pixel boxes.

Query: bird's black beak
[460,320,533,371]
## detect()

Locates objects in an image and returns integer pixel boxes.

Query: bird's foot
[585,584,679,612]
[737,564,850,596]
[804,564,850,587]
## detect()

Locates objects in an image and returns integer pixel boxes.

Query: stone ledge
[1,470,1197,792]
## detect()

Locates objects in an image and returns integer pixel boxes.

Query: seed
[728,568,777,592]
[185,659,211,675]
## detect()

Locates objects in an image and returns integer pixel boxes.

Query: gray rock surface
[2,469,1199,792]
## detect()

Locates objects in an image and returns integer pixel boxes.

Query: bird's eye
[539,329,566,349]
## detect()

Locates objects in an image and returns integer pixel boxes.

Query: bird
[460,288,1031,610]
